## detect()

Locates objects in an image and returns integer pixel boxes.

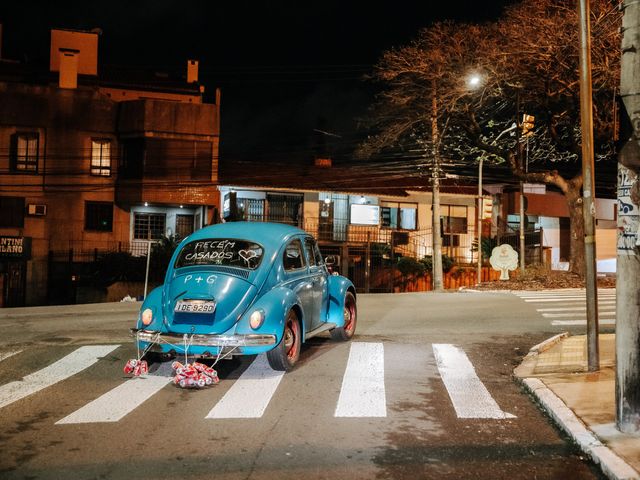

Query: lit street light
[467,73,484,284]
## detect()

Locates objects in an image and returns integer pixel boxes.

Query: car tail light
[142,308,153,326]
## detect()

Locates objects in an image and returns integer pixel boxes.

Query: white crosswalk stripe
[551,319,616,326]
[0,350,22,363]
[206,354,285,419]
[433,344,515,419]
[334,342,386,418]
[513,289,616,326]
[56,375,172,424]
[0,345,119,410]
[0,342,508,423]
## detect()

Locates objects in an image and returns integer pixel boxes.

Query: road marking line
[551,319,616,326]
[0,350,22,363]
[537,304,615,311]
[0,345,119,410]
[206,354,284,419]
[524,298,603,303]
[542,311,616,318]
[515,292,615,296]
[513,289,614,295]
[335,342,386,418]
[56,375,171,424]
[432,344,515,419]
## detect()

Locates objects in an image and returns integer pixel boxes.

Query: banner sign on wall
[0,236,32,260]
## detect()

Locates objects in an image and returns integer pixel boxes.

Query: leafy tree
[362,0,621,275]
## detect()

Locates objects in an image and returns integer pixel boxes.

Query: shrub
[420,254,455,273]
[397,256,426,276]
[90,251,146,287]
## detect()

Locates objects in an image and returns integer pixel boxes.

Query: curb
[0,302,140,320]
[528,332,570,355]
[520,377,640,480]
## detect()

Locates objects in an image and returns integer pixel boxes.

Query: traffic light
[521,114,535,137]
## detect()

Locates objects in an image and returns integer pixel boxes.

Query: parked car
[132,222,357,371]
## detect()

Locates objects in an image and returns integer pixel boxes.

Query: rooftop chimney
[50,29,98,76]
[187,60,198,83]
[58,48,79,89]
[187,59,199,83]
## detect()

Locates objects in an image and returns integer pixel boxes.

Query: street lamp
[467,73,484,284]
[468,74,482,88]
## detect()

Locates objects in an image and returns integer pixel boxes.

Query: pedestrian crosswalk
[0,345,119,410]
[433,344,515,419]
[512,288,616,326]
[0,341,514,425]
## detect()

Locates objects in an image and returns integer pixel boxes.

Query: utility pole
[516,93,526,272]
[476,157,484,284]
[431,80,444,291]
[577,0,599,372]
[617,0,640,434]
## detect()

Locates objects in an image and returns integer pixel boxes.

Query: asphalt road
[0,291,609,479]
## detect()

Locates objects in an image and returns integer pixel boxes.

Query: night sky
[1,1,517,164]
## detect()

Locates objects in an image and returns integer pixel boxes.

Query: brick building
[0,29,220,306]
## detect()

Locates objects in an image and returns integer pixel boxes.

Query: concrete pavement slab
[516,334,640,480]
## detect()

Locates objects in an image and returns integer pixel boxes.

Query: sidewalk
[515,333,640,480]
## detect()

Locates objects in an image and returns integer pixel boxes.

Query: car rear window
[175,239,264,270]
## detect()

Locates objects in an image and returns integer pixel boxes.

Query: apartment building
[0,29,220,306]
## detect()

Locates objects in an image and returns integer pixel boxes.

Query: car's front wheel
[330,291,357,341]
[267,309,301,371]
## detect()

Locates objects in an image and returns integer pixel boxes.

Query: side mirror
[324,254,340,266]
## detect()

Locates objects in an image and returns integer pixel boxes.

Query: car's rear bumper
[131,328,276,351]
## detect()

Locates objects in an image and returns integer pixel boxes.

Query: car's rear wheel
[330,292,357,341]
[267,309,301,371]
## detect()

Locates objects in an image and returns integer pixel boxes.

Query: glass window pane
[400,208,416,230]
[91,139,111,176]
[283,239,306,270]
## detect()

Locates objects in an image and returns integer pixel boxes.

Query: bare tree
[362,0,621,275]
[362,22,500,286]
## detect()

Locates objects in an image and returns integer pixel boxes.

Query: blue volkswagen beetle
[132,222,357,371]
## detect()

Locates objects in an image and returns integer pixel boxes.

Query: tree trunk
[566,188,586,276]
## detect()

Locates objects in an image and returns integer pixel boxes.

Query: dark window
[442,205,468,234]
[304,237,324,266]
[304,237,318,267]
[120,138,144,179]
[266,193,303,226]
[0,197,25,228]
[381,202,417,230]
[85,202,113,232]
[120,138,212,180]
[91,139,112,176]
[283,239,306,271]
[134,212,166,240]
[237,198,266,222]
[175,239,264,270]
[442,235,460,247]
[175,214,194,240]
[11,133,39,173]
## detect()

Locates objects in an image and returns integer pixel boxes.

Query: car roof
[183,222,307,251]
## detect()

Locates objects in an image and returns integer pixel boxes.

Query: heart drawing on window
[239,250,257,263]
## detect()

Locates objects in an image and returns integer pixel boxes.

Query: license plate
[174,300,216,313]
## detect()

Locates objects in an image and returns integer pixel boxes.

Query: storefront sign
[0,236,32,260]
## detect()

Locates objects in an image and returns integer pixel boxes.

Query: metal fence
[45,219,545,301]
